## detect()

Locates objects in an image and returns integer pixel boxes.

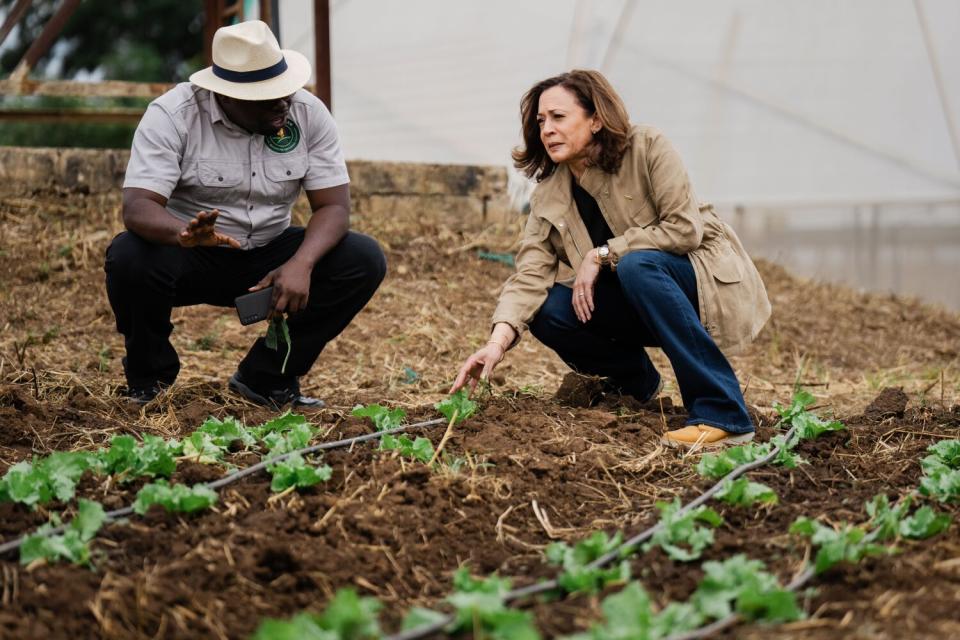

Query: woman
[451,70,770,449]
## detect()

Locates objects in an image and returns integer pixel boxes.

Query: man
[105,20,385,407]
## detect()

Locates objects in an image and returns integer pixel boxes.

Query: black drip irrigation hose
[384,424,800,640]
[0,417,447,557]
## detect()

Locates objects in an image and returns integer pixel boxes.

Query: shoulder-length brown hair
[512,69,632,182]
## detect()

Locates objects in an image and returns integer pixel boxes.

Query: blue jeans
[529,250,753,433]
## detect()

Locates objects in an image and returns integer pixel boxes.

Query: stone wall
[0,147,514,225]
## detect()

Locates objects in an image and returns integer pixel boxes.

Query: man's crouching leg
[104,231,184,402]
[234,231,387,403]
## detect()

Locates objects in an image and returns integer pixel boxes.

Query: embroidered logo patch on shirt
[265,120,301,153]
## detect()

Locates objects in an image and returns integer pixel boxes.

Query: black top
[571,179,614,248]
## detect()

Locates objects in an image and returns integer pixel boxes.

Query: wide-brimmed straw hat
[189,20,311,101]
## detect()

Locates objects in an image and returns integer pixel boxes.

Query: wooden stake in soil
[427,408,459,466]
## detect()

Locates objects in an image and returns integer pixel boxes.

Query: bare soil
[1,190,959,639]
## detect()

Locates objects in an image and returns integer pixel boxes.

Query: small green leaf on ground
[20,499,106,567]
[435,389,478,424]
[267,452,332,492]
[352,404,406,431]
[133,480,218,515]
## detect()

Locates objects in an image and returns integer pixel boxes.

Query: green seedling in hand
[266,314,292,375]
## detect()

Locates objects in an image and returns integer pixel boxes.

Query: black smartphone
[234,286,274,325]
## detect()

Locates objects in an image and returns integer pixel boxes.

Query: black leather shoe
[123,385,160,406]
[228,372,324,408]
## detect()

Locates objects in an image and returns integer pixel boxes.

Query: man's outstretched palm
[178,209,241,248]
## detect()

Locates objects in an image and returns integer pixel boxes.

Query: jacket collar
[533,163,607,224]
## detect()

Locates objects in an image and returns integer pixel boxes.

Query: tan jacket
[491,125,770,355]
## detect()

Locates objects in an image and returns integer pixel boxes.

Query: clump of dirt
[863,386,909,421]
[555,371,605,407]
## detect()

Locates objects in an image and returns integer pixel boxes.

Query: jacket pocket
[711,245,744,284]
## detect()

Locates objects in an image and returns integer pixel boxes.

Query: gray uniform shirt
[123,83,349,249]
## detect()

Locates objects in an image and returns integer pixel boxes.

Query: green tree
[1,0,205,82]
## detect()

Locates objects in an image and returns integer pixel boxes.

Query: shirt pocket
[264,155,308,202]
[197,160,244,188]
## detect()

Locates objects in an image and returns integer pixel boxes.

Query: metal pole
[11,0,80,74]
[314,0,331,110]
[203,0,218,66]
[0,0,33,49]
[914,0,960,173]
[600,0,638,72]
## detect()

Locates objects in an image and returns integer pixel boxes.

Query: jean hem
[684,418,754,435]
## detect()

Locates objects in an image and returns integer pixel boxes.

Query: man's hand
[573,248,602,323]
[178,210,241,249]
[249,258,313,314]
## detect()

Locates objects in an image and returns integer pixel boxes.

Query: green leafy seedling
[444,566,540,640]
[133,480,218,515]
[267,452,332,492]
[352,404,406,431]
[865,494,951,541]
[261,421,315,456]
[545,530,630,594]
[20,499,106,567]
[96,434,178,481]
[691,554,801,622]
[252,588,382,639]
[715,477,778,507]
[561,582,702,640]
[379,433,434,463]
[643,499,723,562]
[435,389,478,424]
[1,451,96,507]
[790,517,892,574]
[196,415,256,448]
[249,412,311,440]
[181,432,229,464]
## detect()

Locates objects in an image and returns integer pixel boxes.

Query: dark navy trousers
[104,227,385,392]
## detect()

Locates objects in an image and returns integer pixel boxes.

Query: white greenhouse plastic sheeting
[279,0,960,205]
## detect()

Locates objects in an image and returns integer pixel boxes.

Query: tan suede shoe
[661,425,755,450]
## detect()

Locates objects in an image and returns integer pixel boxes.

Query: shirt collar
[207,91,244,132]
